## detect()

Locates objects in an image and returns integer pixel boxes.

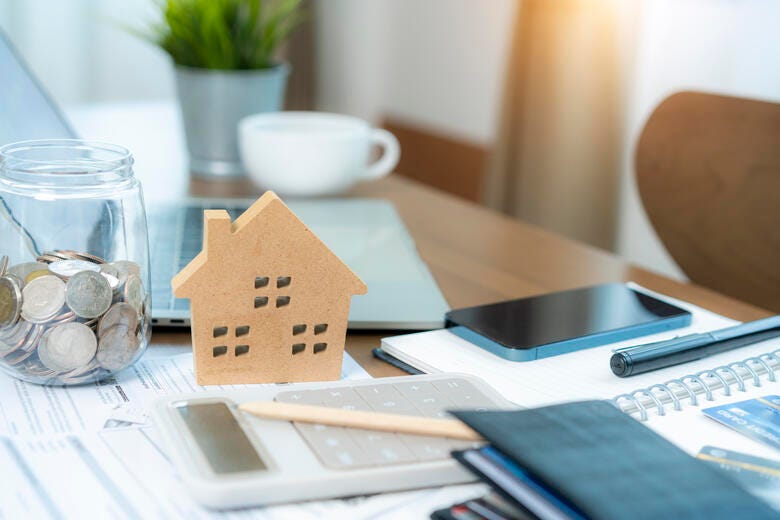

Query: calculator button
[447,392,498,411]
[275,390,324,405]
[431,378,480,396]
[321,387,361,404]
[394,381,437,398]
[399,435,453,462]
[366,398,418,415]
[348,429,416,465]
[407,393,457,416]
[355,384,403,403]
[324,400,373,412]
[295,424,372,469]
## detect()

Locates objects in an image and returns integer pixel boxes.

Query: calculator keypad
[274,377,497,470]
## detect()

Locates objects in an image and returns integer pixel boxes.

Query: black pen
[610,315,780,377]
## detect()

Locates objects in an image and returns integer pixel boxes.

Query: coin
[4,273,24,290]
[8,261,48,281]
[18,359,58,379]
[25,270,50,284]
[66,271,112,319]
[36,254,63,264]
[124,274,144,313]
[99,264,120,290]
[38,322,97,372]
[39,251,72,264]
[49,259,101,279]
[55,250,106,264]
[4,325,44,365]
[111,260,141,287]
[98,303,139,337]
[0,256,7,276]
[0,275,22,329]
[49,310,77,325]
[0,321,32,353]
[96,325,140,371]
[62,360,100,379]
[21,275,66,323]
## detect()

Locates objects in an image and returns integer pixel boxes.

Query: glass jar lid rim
[0,139,134,176]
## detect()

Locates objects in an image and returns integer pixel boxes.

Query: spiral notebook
[381,284,780,460]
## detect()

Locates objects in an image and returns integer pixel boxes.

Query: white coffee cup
[238,111,400,196]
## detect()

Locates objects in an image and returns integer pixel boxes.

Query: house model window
[171,192,367,385]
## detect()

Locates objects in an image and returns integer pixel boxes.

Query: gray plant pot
[174,63,290,178]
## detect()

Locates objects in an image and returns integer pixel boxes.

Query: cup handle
[363,128,401,180]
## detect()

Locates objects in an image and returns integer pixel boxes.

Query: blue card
[703,395,780,450]
[697,446,780,511]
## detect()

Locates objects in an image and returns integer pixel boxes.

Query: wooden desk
[68,101,768,377]
[154,174,771,378]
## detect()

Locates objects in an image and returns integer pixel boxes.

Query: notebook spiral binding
[611,348,780,421]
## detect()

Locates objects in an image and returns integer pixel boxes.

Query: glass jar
[0,140,151,385]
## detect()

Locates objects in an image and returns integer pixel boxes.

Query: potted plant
[141,0,304,178]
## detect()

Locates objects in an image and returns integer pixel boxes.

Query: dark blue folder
[452,401,779,520]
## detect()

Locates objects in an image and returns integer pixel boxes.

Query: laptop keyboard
[149,204,248,316]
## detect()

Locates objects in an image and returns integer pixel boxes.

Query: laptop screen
[0,30,77,145]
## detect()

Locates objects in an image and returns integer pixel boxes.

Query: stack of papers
[0,351,485,519]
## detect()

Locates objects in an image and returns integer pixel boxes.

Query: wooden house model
[171,192,367,385]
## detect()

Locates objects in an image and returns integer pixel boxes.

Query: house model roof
[171,191,367,298]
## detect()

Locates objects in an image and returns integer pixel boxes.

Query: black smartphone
[444,283,691,361]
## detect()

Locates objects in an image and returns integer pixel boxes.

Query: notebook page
[381,286,780,409]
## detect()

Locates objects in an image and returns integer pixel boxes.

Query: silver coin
[49,259,101,279]
[21,275,66,323]
[98,303,139,337]
[81,317,99,329]
[42,251,72,261]
[5,325,44,365]
[8,261,48,282]
[96,325,140,371]
[110,260,141,287]
[38,322,97,372]
[56,250,106,264]
[36,254,62,264]
[0,321,32,354]
[99,264,121,290]
[65,271,112,319]
[18,359,58,379]
[123,274,144,313]
[0,275,22,329]
[61,360,100,379]
[49,310,77,325]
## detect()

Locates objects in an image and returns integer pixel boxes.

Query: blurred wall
[314,0,516,145]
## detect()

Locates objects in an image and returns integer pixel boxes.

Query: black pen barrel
[611,329,780,378]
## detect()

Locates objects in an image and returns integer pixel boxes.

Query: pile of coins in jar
[0,251,147,384]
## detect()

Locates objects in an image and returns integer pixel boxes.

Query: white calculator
[152,374,513,509]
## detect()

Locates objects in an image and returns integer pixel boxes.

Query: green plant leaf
[126,0,303,70]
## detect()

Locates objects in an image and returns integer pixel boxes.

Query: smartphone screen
[445,284,690,352]
[176,401,268,475]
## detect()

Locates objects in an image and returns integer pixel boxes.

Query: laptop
[0,30,449,330]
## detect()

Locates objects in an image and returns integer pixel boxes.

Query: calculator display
[177,401,268,474]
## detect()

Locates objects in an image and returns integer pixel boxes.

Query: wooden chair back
[636,91,780,313]
[382,117,488,202]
